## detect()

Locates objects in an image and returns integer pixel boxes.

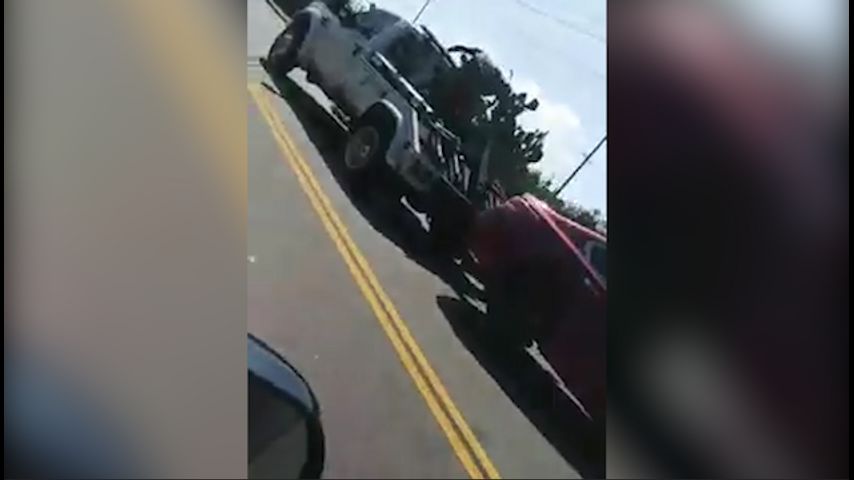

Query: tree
[427,46,547,195]
[427,45,604,233]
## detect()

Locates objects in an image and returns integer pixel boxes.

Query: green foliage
[427,46,603,233]
[427,46,547,195]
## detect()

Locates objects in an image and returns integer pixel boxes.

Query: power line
[412,0,434,23]
[410,0,604,44]
[554,135,606,196]
[510,0,605,43]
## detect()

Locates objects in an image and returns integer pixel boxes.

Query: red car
[469,193,606,422]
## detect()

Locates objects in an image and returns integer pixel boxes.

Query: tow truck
[262,2,502,252]
[264,0,606,425]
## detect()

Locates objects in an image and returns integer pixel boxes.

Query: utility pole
[412,0,434,23]
[554,135,606,196]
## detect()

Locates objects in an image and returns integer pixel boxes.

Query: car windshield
[589,243,606,280]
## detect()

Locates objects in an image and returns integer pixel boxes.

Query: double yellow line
[249,83,500,479]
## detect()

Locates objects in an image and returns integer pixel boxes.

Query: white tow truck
[262,1,502,252]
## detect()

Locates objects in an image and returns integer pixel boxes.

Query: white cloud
[513,78,586,183]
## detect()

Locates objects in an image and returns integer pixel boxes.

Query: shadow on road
[436,295,605,478]
[265,73,603,478]
[266,75,483,302]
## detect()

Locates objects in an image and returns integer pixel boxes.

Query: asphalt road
[247,1,598,477]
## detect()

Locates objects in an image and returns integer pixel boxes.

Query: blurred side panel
[607,0,847,478]
[6,0,247,477]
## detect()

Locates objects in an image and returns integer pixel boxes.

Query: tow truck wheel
[344,124,390,196]
[344,125,381,171]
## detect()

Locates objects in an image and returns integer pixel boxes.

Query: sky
[360,0,608,214]
[250,0,845,218]
[351,0,842,218]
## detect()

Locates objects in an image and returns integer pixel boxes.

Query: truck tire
[343,123,390,195]
[263,14,309,79]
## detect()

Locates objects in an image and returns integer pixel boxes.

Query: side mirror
[248,335,325,479]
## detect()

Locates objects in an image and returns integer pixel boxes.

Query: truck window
[373,24,442,94]
[589,243,606,280]
[378,28,423,80]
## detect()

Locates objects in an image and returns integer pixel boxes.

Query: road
[247,1,598,477]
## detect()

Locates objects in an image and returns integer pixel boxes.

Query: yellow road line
[268,91,502,480]
[249,84,501,479]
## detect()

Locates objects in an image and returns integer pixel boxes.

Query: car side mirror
[248,335,325,479]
